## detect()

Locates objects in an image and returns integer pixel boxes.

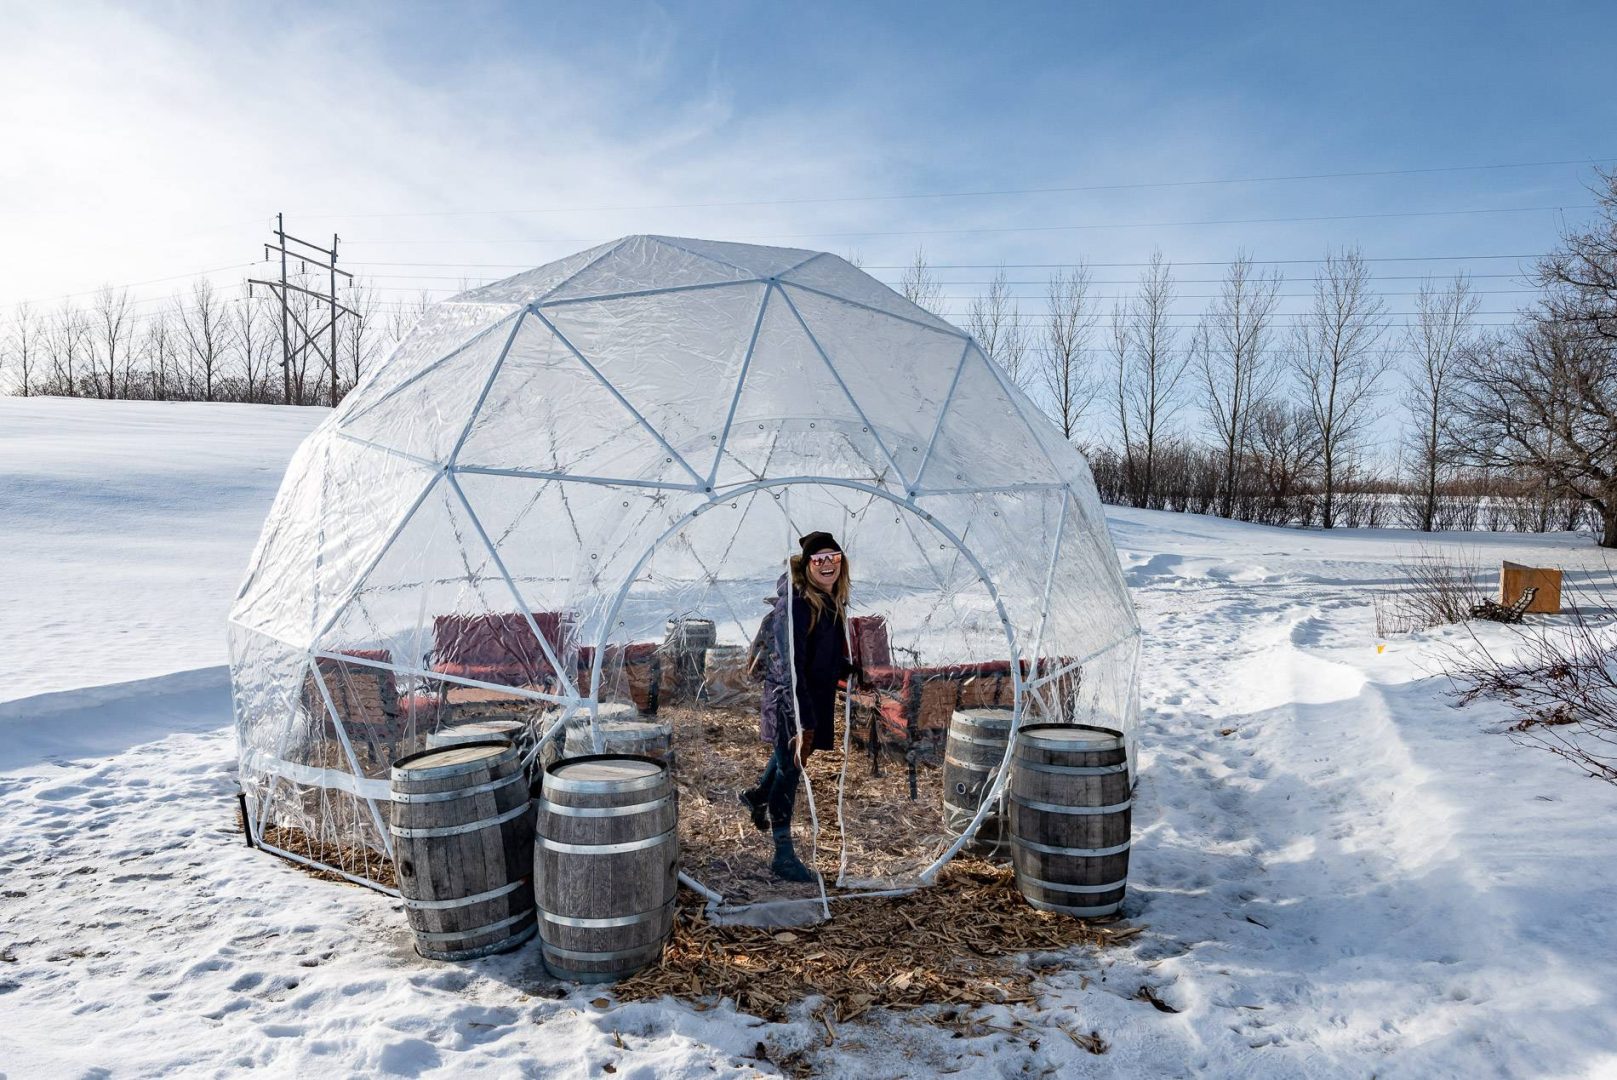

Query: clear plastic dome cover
[228,235,1140,915]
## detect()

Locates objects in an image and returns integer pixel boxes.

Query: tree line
[902,169,1617,548]
[0,277,432,408]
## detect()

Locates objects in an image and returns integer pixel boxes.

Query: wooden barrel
[699,644,756,708]
[563,717,673,762]
[534,756,679,982]
[662,618,716,704]
[390,742,537,960]
[941,708,1013,859]
[1008,724,1131,918]
[426,718,527,749]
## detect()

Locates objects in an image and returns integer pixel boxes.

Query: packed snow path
[3,399,1616,1077]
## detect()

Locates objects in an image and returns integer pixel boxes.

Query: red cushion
[432,612,572,679]
[850,615,892,669]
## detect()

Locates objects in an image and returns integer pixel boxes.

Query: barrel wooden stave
[941,708,1013,858]
[391,742,537,960]
[1008,725,1131,918]
[534,755,679,982]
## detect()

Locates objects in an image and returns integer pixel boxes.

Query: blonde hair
[790,551,850,630]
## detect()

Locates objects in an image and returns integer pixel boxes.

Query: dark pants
[756,740,808,831]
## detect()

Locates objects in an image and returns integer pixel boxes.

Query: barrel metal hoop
[1022,895,1124,918]
[942,754,1001,773]
[413,909,536,943]
[540,940,663,964]
[419,921,537,962]
[539,898,675,929]
[393,744,518,782]
[536,827,677,855]
[1011,760,1129,776]
[391,801,531,838]
[402,878,528,911]
[392,773,525,804]
[1016,873,1129,894]
[1011,836,1132,858]
[948,731,1012,747]
[1010,795,1133,816]
[537,795,674,819]
[545,768,668,796]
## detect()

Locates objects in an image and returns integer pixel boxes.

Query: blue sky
[2,1,1613,442]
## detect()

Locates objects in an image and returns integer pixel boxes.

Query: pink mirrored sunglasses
[808,551,843,565]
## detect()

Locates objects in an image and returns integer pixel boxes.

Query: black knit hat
[798,531,841,558]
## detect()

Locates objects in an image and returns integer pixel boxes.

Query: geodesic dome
[229,234,1139,914]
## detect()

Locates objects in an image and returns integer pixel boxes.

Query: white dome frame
[229,235,1141,912]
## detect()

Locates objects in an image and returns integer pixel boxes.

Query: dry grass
[1448,575,1617,783]
[615,859,1131,1023]
[1375,546,1488,635]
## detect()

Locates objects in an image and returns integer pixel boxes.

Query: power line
[339,204,1592,247]
[343,253,1543,271]
[289,156,1615,219]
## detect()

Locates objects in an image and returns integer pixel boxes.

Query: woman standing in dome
[740,531,852,882]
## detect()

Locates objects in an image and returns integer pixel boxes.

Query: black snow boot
[770,829,816,882]
[737,787,769,833]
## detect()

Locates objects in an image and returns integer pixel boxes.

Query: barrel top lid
[954,708,1014,723]
[553,758,661,782]
[408,744,508,768]
[446,720,524,734]
[595,719,668,734]
[1022,725,1121,748]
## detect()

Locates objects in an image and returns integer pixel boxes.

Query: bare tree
[178,278,227,402]
[48,298,91,396]
[90,286,134,399]
[965,267,1030,388]
[6,301,38,396]
[1450,169,1617,547]
[1291,248,1390,528]
[898,247,943,314]
[1402,275,1480,531]
[233,294,276,403]
[1196,252,1283,517]
[342,280,383,393]
[1114,251,1186,507]
[1249,397,1323,523]
[1452,315,1617,547]
[1538,166,1617,343]
[143,307,177,401]
[1040,264,1097,440]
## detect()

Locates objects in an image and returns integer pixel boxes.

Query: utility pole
[249,213,355,406]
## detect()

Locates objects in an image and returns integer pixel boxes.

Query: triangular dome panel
[781,253,959,335]
[334,302,522,427]
[709,287,903,489]
[782,284,968,490]
[337,311,521,463]
[541,281,767,472]
[915,347,1062,491]
[451,239,624,306]
[543,235,762,303]
[642,235,821,280]
[455,312,699,484]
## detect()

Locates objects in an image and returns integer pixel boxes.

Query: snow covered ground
[4,397,1617,1078]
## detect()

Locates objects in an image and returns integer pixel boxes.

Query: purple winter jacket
[757,573,850,750]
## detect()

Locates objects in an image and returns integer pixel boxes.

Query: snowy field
[4,396,1617,1079]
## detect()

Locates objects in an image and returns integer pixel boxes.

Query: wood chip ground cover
[615,861,1128,1023]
